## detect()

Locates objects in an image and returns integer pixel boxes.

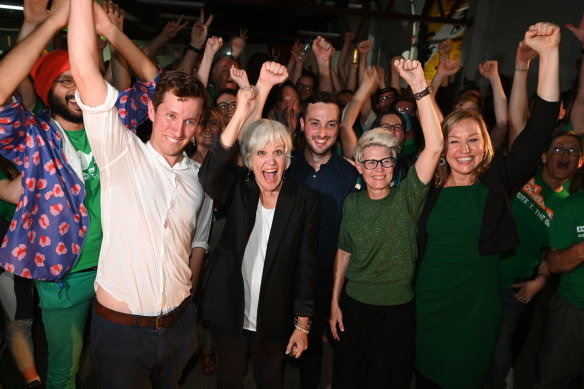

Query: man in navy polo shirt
[289,92,360,389]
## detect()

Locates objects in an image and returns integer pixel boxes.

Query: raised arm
[176,10,213,74]
[312,36,334,93]
[142,15,188,61]
[0,0,69,106]
[437,38,452,88]
[219,86,259,149]
[102,0,131,91]
[247,62,288,130]
[508,40,538,148]
[196,36,223,87]
[566,12,584,134]
[337,32,354,86]
[527,23,560,102]
[340,66,378,158]
[479,60,508,151]
[15,0,54,110]
[395,59,443,184]
[69,0,107,107]
[93,2,158,83]
[230,28,247,61]
[430,58,459,97]
[389,55,404,96]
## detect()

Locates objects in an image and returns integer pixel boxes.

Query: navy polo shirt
[289,148,361,271]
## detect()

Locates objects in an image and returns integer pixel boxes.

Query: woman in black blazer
[198,63,320,389]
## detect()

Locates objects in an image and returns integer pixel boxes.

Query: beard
[47,89,84,124]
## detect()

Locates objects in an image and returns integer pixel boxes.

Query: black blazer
[198,136,320,356]
[418,96,561,260]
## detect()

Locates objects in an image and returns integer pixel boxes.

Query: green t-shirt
[499,168,569,288]
[338,166,429,305]
[550,191,584,308]
[64,128,102,272]
[0,166,17,222]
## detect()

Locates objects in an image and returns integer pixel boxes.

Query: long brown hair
[0,156,18,180]
[434,110,494,187]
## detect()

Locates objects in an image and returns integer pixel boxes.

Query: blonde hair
[241,119,293,169]
[353,128,399,163]
[435,110,494,187]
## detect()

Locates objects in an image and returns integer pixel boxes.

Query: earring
[191,137,196,146]
[439,156,446,167]
[245,169,252,182]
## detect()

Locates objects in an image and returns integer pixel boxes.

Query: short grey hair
[353,128,399,163]
[241,119,293,170]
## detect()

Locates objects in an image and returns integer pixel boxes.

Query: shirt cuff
[75,80,119,113]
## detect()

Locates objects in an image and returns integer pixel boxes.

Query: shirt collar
[145,141,194,170]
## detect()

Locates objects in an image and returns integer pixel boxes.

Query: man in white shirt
[67,1,211,387]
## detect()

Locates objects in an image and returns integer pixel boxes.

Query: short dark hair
[301,91,339,120]
[376,87,399,100]
[152,70,209,113]
[373,109,406,129]
[549,130,583,153]
[215,88,237,103]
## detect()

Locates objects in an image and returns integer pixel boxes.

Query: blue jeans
[486,289,525,389]
[90,300,198,389]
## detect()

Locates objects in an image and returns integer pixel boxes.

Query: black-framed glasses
[53,78,76,89]
[381,123,403,132]
[218,102,237,111]
[361,157,396,170]
[550,145,581,158]
[296,82,314,92]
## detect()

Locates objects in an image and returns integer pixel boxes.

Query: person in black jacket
[198,62,320,389]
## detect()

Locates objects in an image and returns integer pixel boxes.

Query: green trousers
[35,270,96,389]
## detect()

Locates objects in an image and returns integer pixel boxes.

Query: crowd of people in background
[0,0,583,388]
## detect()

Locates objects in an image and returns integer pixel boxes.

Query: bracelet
[294,317,312,331]
[295,324,309,334]
[188,45,203,54]
[515,67,528,72]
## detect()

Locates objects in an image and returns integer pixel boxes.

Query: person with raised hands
[69,0,213,387]
[176,9,214,76]
[197,63,320,389]
[0,0,160,386]
[479,60,509,151]
[414,22,561,389]
[566,11,584,135]
[329,58,442,389]
[142,14,189,61]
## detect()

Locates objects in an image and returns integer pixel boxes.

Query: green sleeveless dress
[415,182,502,388]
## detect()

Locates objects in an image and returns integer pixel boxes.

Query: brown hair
[435,109,494,187]
[151,70,210,114]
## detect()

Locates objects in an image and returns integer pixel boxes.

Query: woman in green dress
[415,23,562,389]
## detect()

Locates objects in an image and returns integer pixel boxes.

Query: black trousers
[211,324,284,389]
[299,271,333,389]
[332,292,415,389]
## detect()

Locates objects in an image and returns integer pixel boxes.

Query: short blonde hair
[241,119,293,170]
[353,128,399,163]
[435,109,494,187]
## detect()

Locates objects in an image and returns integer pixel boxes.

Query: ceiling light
[0,4,23,10]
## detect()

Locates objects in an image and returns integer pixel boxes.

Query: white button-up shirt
[76,82,212,316]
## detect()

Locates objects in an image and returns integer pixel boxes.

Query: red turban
[30,49,70,107]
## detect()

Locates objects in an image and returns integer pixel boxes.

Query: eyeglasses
[549,145,581,158]
[53,78,76,89]
[218,102,237,111]
[361,157,396,170]
[395,105,415,114]
[296,82,314,92]
[380,123,403,132]
[378,95,397,103]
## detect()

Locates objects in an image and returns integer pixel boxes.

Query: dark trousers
[211,324,284,389]
[332,292,415,389]
[299,271,333,389]
[90,301,198,389]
